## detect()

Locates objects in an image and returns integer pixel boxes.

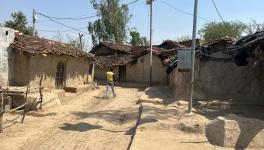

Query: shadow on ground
[59,122,103,132]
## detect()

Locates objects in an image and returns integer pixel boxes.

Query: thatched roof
[11,35,94,58]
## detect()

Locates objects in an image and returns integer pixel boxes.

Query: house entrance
[119,66,126,82]
[55,62,66,89]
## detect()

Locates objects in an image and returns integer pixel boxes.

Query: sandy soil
[1,85,262,150]
[0,86,144,150]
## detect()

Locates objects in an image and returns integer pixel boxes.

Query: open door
[119,66,126,82]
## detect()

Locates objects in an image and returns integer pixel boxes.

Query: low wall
[169,58,264,103]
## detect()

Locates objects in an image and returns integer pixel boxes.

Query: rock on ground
[206,114,264,149]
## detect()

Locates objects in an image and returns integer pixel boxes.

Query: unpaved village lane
[0,86,143,150]
[22,87,143,150]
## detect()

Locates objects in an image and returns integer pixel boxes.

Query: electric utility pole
[189,0,198,113]
[147,0,153,86]
[79,33,84,50]
[32,9,36,36]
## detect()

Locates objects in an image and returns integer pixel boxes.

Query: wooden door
[55,62,65,89]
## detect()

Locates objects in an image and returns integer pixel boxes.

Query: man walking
[106,68,116,98]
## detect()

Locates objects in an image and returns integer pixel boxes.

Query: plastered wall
[0,27,15,86]
[169,57,264,103]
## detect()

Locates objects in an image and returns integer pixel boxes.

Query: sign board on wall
[177,48,192,72]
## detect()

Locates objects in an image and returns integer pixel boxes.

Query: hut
[92,41,183,85]
[0,26,94,90]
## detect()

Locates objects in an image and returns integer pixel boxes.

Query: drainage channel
[127,104,143,150]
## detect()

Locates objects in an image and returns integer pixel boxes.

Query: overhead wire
[38,27,87,33]
[211,0,225,23]
[36,12,89,34]
[39,14,99,20]
[35,0,140,34]
[158,0,212,22]
[210,0,236,37]
[122,0,139,7]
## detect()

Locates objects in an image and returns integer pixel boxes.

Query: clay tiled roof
[94,55,134,68]
[90,42,132,54]
[159,40,186,49]
[11,35,94,58]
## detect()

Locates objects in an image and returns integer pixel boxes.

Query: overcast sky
[1,0,264,50]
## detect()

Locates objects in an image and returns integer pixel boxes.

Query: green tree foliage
[129,29,149,46]
[4,11,36,35]
[198,21,247,42]
[88,0,131,45]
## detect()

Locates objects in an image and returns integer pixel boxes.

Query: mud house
[92,41,185,85]
[169,35,264,103]
[0,26,94,90]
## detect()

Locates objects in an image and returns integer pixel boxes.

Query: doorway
[55,62,66,89]
[119,66,126,82]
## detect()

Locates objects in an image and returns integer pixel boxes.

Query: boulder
[206,114,264,149]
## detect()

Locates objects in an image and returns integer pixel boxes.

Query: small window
[6,31,8,36]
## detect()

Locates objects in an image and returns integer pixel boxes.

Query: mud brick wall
[10,52,90,89]
[169,57,264,103]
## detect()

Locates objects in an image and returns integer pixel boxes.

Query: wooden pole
[21,85,29,123]
[39,74,44,110]
[32,9,36,36]
[79,33,84,50]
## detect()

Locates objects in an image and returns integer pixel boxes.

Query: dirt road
[0,86,144,150]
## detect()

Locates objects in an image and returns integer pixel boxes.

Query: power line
[122,0,139,7]
[35,0,140,34]
[211,0,225,23]
[158,0,212,22]
[210,0,236,37]
[38,27,87,33]
[40,14,99,20]
[36,12,89,34]
[36,0,138,21]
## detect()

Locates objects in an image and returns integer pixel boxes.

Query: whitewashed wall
[0,26,15,86]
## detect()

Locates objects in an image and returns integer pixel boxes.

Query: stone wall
[0,27,15,86]
[169,56,264,103]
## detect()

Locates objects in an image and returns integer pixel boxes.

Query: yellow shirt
[106,71,114,82]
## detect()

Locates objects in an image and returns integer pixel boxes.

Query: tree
[198,21,247,42]
[4,11,36,35]
[88,0,131,45]
[129,29,149,46]
[245,20,264,35]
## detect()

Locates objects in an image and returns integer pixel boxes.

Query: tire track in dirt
[19,87,143,150]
